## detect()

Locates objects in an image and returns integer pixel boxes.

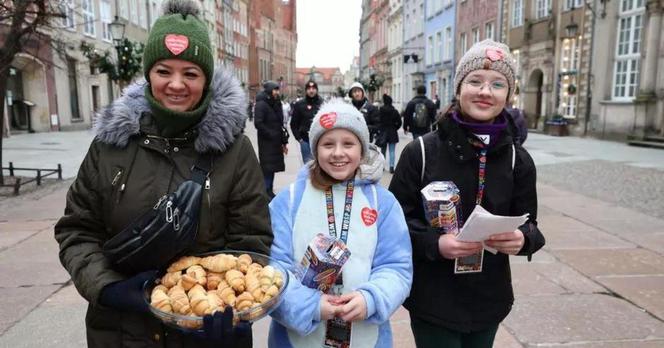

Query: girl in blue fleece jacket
[267,99,413,348]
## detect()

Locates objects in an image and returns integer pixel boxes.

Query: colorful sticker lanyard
[470,139,488,206]
[324,180,355,244]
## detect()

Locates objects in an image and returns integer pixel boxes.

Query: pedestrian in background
[290,80,323,164]
[376,93,402,173]
[247,100,254,122]
[54,1,272,347]
[255,80,289,199]
[389,39,545,348]
[348,82,380,143]
[402,85,436,139]
[267,99,413,347]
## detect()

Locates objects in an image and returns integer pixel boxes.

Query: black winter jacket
[254,88,285,173]
[377,104,402,144]
[388,115,545,332]
[402,95,436,134]
[290,95,322,142]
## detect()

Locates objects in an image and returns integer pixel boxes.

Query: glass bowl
[143,250,289,332]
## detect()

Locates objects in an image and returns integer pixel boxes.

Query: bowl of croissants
[143,251,288,330]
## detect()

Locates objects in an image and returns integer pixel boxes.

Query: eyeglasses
[464,78,508,92]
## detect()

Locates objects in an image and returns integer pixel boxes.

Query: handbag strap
[191,153,213,185]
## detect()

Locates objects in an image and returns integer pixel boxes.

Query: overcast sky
[295,0,361,73]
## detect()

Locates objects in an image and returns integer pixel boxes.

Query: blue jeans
[299,140,313,164]
[380,143,396,169]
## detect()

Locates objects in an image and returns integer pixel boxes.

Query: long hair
[435,97,460,127]
[309,161,343,190]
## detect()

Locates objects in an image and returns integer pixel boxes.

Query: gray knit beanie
[309,98,370,160]
[454,39,516,101]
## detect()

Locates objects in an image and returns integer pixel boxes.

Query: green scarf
[145,84,212,138]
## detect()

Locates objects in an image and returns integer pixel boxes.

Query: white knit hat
[454,39,517,101]
[309,98,370,160]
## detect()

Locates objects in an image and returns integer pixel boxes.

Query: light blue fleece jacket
[267,164,413,348]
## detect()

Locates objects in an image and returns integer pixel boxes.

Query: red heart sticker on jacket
[486,48,504,62]
[319,112,337,129]
[164,34,189,55]
[361,207,378,226]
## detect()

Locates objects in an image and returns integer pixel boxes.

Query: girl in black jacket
[389,39,545,348]
[377,94,402,173]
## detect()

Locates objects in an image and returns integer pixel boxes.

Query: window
[612,1,645,99]
[472,27,480,44]
[460,32,467,55]
[560,39,580,117]
[82,0,96,36]
[426,0,433,18]
[427,35,434,65]
[435,32,442,63]
[536,0,551,19]
[441,77,448,104]
[67,58,81,120]
[512,0,523,27]
[564,0,583,10]
[61,0,74,29]
[119,0,129,20]
[445,27,452,60]
[100,0,112,41]
[485,22,494,40]
[139,1,148,28]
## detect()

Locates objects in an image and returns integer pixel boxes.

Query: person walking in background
[402,85,436,139]
[255,81,288,199]
[267,99,412,348]
[348,82,380,143]
[433,94,441,111]
[247,100,254,122]
[389,39,545,348]
[54,1,272,347]
[290,80,323,164]
[376,93,402,173]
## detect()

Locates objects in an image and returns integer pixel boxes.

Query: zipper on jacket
[111,170,123,186]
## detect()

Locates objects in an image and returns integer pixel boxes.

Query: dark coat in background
[377,95,402,145]
[402,95,437,135]
[290,94,323,142]
[54,68,272,348]
[254,82,286,173]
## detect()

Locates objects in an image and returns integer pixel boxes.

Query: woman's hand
[320,294,341,321]
[485,229,525,255]
[336,291,367,322]
[438,233,483,259]
[282,144,288,155]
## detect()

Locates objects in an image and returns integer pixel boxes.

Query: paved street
[1,123,664,347]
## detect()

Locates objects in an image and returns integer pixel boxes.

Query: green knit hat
[143,0,213,85]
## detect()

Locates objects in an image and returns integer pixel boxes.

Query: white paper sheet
[457,205,529,254]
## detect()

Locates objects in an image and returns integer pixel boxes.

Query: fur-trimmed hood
[94,67,247,153]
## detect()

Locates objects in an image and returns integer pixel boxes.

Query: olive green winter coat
[54,68,272,348]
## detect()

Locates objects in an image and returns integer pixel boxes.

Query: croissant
[200,254,237,273]
[153,284,169,294]
[245,274,263,302]
[162,271,182,288]
[237,254,253,273]
[181,265,207,290]
[206,290,224,315]
[188,284,210,316]
[217,285,236,307]
[168,285,191,315]
[151,287,172,313]
[167,256,201,273]
[236,291,255,311]
[274,271,284,289]
[246,263,263,277]
[225,269,246,292]
[207,272,224,291]
[261,284,279,303]
[260,265,275,291]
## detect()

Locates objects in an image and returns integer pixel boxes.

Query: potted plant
[545,114,569,136]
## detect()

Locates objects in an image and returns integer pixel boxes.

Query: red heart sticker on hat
[486,48,505,62]
[319,112,337,129]
[164,34,189,55]
[361,207,378,226]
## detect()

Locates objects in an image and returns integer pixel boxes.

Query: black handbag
[102,154,212,274]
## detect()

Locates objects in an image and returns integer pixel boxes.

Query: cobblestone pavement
[1,126,664,347]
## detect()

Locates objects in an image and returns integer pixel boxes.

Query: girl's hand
[336,291,367,322]
[438,233,483,259]
[320,294,341,321]
[485,229,525,255]
[282,144,289,155]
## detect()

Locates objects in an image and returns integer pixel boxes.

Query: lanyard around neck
[324,180,355,244]
[476,148,487,205]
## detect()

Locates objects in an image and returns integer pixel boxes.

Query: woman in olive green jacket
[54,1,271,347]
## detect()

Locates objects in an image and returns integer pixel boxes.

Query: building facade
[388,0,405,110]
[295,67,345,99]
[402,0,426,103]
[423,0,455,104]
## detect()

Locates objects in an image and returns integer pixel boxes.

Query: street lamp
[109,16,125,44]
[565,15,579,38]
